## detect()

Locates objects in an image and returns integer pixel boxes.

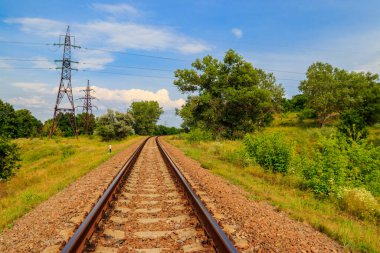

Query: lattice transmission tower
[49,26,80,138]
[78,80,97,135]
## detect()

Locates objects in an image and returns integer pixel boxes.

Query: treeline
[281,62,380,139]
[175,50,380,139]
[0,99,181,140]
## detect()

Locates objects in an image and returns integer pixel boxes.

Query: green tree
[0,136,21,180]
[299,62,380,127]
[76,113,96,135]
[14,109,42,137]
[128,101,163,135]
[0,99,17,138]
[174,49,284,139]
[95,109,135,141]
[299,62,342,127]
[153,125,181,135]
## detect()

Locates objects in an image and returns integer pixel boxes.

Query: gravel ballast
[0,138,144,253]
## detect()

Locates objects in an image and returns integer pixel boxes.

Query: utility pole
[49,26,80,138]
[78,80,97,135]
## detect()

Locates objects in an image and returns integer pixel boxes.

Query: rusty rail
[156,137,238,253]
[61,137,149,253]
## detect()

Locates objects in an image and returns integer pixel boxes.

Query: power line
[81,47,185,62]
[1,66,302,81]
[0,58,306,75]
[0,40,186,62]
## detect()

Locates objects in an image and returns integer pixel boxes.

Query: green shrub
[244,133,292,174]
[300,136,349,197]
[186,128,214,143]
[337,187,380,221]
[0,137,21,180]
[338,109,368,141]
[299,134,380,198]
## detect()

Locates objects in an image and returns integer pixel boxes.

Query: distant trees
[153,125,181,135]
[0,99,42,138]
[299,62,380,128]
[128,101,163,135]
[95,109,135,141]
[0,136,20,180]
[174,49,284,139]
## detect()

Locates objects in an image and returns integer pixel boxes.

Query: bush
[299,134,380,198]
[300,136,349,197]
[338,187,380,221]
[244,133,292,174]
[186,128,214,143]
[0,137,21,180]
[338,109,368,141]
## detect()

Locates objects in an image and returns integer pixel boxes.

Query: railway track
[61,137,237,253]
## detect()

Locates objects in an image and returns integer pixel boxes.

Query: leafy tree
[174,49,284,139]
[54,112,76,137]
[14,109,42,138]
[153,125,181,135]
[76,113,96,135]
[299,62,342,127]
[299,62,380,127]
[128,101,163,135]
[0,99,17,138]
[338,109,368,141]
[0,136,21,180]
[95,109,135,141]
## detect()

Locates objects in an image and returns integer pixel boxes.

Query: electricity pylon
[78,80,97,135]
[49,26,80,138]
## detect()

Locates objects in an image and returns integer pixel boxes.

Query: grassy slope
[0,135,142,232]
[166,119,380,252]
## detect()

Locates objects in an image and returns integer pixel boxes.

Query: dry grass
[0,135,142,232]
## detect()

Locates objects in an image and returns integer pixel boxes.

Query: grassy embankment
[0,135,143,233]
[165,114,380,252]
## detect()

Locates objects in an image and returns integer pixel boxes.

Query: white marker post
[109,144,112,154]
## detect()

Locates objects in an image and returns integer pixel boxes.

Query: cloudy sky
[1,0,379,126]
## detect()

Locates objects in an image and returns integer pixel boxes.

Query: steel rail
[61,137,149,253]
[156,137,238,253]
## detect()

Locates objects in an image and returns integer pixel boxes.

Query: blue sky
[1,0,380,126]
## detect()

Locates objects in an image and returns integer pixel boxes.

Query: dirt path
[0,138,144,253]
[160,137,344,252]
[89,138,213,252]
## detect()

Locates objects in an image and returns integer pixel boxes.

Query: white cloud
[75,86,185,110]
[231,28,243,39]
[7,18,210,55]
[92,3,139,17]
[5,18,65,37]
[12,82,56,94]
[76,50,114,70]
[8,96,47,107]
[32,57,57,69]
[79,21,210,54]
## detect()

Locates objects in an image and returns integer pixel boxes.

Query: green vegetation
[0,99,42,138]
[299,62,380,128]
[129,101,163,135]
[153,125,181,136]
[0,137,21,180]
[95,109,135,141]
[244,133,292,174]
[174,49,283,139]
[0,135,142,232]
[166,124,380,252]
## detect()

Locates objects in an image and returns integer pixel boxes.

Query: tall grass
[166,125,380,252]
[0,135,142,232]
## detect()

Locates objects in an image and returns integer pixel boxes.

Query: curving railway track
[61,137,237,253]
